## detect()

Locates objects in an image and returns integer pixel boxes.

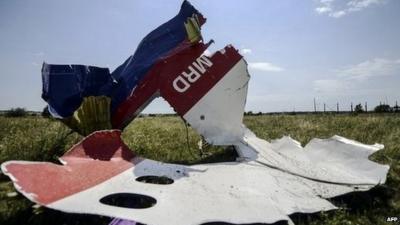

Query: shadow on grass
[172,146,238,165]
[290,185,396,225]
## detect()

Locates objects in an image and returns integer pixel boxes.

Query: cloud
[347,0,386,11]
[313,79,350,93]
[330,10,347,18]
[315,0,334,14]
[248,62,284,72]
[313,57,400,94]
[315,0,386,18]
[339,58,400,80]
[315,6,332,14]
[240,48,252,55]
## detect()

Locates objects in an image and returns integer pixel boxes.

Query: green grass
[0,114,399,225]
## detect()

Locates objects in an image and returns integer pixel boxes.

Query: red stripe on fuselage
[4,131,138,205]
[112,43,242,129]
[111,41,209,128]
[160,46,242,116]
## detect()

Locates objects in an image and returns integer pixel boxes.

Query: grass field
[0,114,399,225]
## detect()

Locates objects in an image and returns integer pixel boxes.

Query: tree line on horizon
[1,103,399,118]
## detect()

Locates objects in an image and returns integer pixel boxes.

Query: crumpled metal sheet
[41,0,206,130]
[171,42,389,195]
[181,48,248,145]
[237,129,389,198]
[1,130,389,225]
[237,129,389,187]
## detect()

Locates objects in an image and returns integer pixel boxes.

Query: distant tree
[394,102,400,113]
[374,104,391,113]
[42,106,51,117]
[246,111,253,116]
[5,107,28,117]
[354,104,363,113]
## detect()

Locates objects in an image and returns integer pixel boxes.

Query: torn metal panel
[1,130,389,225]
[112,43,243,131]
[167,43,389,194]
[2,131,136,204]
[182,54,249,145]
[0,131,330,225]
[113,42,213,128]
[236,128,389,187]
[41,0,207,133]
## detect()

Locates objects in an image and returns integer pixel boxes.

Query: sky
[1,0,399,113]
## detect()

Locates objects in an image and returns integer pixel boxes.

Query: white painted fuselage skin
[182,58,249,146]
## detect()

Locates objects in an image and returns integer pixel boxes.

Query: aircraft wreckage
[1,1,389,225]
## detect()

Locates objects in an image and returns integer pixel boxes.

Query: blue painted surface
[41,1,203,119]
[41,63,115,118]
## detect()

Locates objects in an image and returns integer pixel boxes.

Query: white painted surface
[237,128,389,187]
[49,159,338,225]
[183,58,249,145]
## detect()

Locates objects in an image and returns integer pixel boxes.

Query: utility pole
[351,102,353,112]
[323,103,326,113]
[337,102,339,113]
[313,98,317,113]
[365,102,368,112]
